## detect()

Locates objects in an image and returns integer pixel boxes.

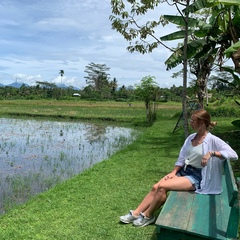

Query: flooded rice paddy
[0,118,138,214]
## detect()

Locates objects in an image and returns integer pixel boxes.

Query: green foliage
[135,76,159,124]
[185,0,240,69]
[0,85,79,100]
[114,98,128,102]
[0,100,150,124]
[225,41,240,57]
[0,103,239,239]
[135,76,159,102]
[219,67,240,92]
[0,114,181,239]
[84,62,110,86]
[83,62,112,100]
[206,106,240,117]
[110,0,165,54]
[232,120,240,129]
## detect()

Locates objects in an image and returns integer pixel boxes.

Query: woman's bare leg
[143,176,195,218]
[133,185,157,216]
[133,177,168,216]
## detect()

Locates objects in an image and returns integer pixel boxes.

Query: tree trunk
[196,56,213,108]
[197,77,205,108]
[183,0,190,138]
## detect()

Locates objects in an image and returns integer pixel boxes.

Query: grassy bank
[0,99,143,123]
[0,113,181,239]
[0,100,177,123]
[0,100,239,239]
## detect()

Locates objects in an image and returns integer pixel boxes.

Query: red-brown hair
[192,109,217,130]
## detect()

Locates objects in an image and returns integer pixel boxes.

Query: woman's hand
[164,172,176,180]
[201,152,212,167]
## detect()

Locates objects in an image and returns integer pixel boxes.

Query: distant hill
[7,82,29,88]
[56,83,68,89]
[0,82,80,90]
[57,83,80,90]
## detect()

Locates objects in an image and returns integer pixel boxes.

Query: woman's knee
[151,183,168,195]
[157,183,168,193]
[151,183,158,192]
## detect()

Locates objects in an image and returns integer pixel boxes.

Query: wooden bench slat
[155,191,195,232]
[224,160,238,207]
[156,177,235,240]
[186,178,230,239]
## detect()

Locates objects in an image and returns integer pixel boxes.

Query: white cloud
[0,0,185,89]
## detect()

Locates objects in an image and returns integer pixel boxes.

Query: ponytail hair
[209,121,217,130]
[192,109,217,130]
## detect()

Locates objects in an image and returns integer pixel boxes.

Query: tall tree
[110,0,193,136]
[182,0,190,136]
[84,62,111,94]
[59,70,64,85]
[160,13,216,108]
[135,75,159,124]
[110,77,118,96]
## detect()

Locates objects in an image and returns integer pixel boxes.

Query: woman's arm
[202,135,238,166]
[201,151,224,167]
[214,136,238,160]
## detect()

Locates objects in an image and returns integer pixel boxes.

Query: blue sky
[0,0,183,89]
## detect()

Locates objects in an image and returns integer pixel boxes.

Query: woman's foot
[120,210,139,223]
[133,213,155,227]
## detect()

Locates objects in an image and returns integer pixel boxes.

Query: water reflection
[0,118,138,214]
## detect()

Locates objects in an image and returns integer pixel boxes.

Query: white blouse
[175,132,238,194]
[185,143,203,169]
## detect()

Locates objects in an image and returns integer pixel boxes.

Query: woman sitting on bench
[120,109,238,227]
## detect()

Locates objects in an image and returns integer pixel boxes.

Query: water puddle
[0,118,138,214]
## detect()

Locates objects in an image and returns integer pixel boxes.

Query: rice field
[0,117,139,214]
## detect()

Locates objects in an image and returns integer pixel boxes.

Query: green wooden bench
[155,159,239,240]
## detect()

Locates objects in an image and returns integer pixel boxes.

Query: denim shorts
[177,165,202,189]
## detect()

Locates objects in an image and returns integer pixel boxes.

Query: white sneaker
[120,210,139,224]
[133,213,155,227]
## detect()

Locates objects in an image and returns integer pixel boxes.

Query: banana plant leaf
[217,78,240,91]
[184,0,239,14]
[224,41,240,57]
[160,30,193,41]
[217,0,240,5]
[183,0,214,13]
[165,39,207,69]
[194,42,218,59]
[234,100,240,106]
[163,15,200,27]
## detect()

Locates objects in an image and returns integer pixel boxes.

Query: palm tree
[59,70,64,86]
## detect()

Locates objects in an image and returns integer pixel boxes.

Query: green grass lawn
[0,99,182,125]
[0,100,238,239]
[0,118,181,240]
[0,99,148,123]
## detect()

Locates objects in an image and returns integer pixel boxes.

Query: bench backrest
[224,159,238,207]
[223,159,239,238]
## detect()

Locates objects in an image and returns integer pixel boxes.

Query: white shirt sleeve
[196,133,238,194]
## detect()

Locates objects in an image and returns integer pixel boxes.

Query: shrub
[206,107,240,117]
[232,120,240,129]
[115,98,128,102]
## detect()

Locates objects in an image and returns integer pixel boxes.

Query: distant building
[72,93,81,97]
